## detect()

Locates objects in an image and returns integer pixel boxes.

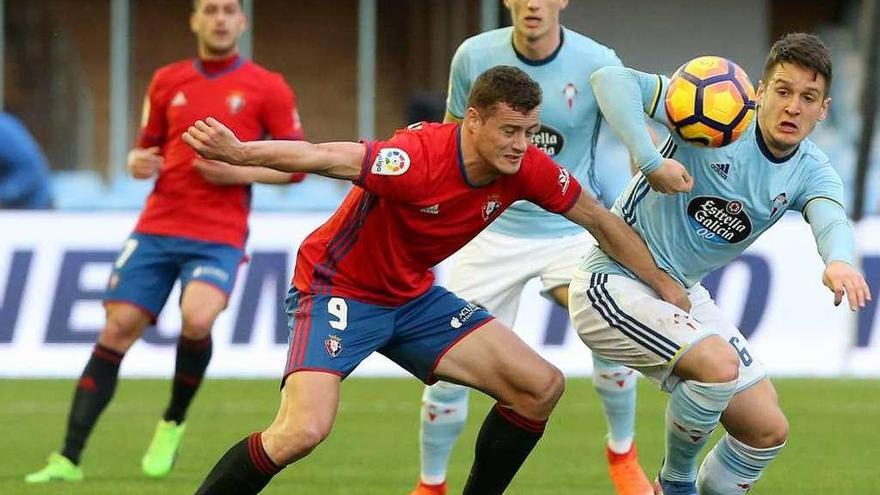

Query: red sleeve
[262,73,305,141]
[136,71,167,148]
[353,130,426,203]
[518,147,582,214]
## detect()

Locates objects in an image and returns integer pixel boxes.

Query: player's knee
[520,365,565,417]
[678,335,740,383]
[752,410,789,448]
[99,311,146,350]
[265,421,332,465]
[181,310,216,339]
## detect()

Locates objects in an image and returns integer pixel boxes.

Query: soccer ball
[664,56,756,147]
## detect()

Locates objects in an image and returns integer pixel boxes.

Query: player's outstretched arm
[805,199,872,310]
[193,159,300,185]
[591,66,692,194]
[183,117,365,181]
[565,192,691,311]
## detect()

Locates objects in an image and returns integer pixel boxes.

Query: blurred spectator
[0,112,53,209]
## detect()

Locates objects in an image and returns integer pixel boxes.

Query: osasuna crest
[770,192,788,218]
[324,335,343,358]
[226,91,246,115]
[557,168,571,195]
[482,195,502,221]
[372,148,410,175]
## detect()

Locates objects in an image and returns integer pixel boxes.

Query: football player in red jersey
[184,66,689,495]
[25,0,305,484]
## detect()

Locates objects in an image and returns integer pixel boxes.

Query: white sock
[698,434,785,494]
[419,381,469,484]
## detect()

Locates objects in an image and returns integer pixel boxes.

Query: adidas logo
[419,203,439,215]
[710,162,730,179]
[171,91,187,107]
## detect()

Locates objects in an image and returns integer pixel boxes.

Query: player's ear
[818,96,831,122]
[754,80,766,106]
[190,12,198,34]
[465,107,480,131]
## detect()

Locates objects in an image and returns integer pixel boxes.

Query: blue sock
[419,381,470,484]
[591,354,637,453]
[697,434,785,494]
[662,380,736,483]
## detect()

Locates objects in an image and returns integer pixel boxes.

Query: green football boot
[24,452,84,483]
[141,419,186,478]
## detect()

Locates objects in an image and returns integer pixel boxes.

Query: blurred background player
[0,111,53,209]
[25,0,305,483]
[410,2,689,494]
[569,33,871,495]
[181,66,688,495]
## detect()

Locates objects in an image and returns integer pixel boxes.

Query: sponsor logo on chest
[686,196,752,244]
[532,124,565,156]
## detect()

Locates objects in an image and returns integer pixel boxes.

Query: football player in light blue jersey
[410,2,689,495]
[569,33,871,495]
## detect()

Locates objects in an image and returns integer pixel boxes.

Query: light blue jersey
[584,71,848,287]
[447,27,625,238]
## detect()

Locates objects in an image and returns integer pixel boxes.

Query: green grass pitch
[2,377,878,494]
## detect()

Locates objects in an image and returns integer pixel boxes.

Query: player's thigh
[179,281,228,338]
[720,377,788,448]
[104,233,180,320]
[281,289,395,383]
[688,284,767,392]
[539,231,595,308]
[431,319,563,415]
[569,271,715,391]
[446,230,537,323]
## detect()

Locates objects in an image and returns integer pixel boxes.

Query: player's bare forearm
[565,193,690,310]
[248,167,301,184]
[237,140,363,180]
[183,117,364,181]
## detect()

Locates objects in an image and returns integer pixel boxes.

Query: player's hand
[194,158,251,185]
[126,146,163,179]
[654,276,691,312]
[822,261,872,311]
[646,158,693,194]
[182,117,247,165]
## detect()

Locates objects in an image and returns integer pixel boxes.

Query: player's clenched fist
[182,117,246,165]
[646,158,694,194]
[127,146,163,179]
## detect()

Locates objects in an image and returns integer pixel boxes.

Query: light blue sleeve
[590,67,669,175]
[445,44,472,120]
[804,199,856,266]
[792,161,846,213]
[0,115,49,204]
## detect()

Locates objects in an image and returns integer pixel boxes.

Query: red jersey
[134,55,304,248]
[293,122,582,306]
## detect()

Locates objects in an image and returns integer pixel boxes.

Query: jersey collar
[194,54,244,79]
[755,121,799,164]
[511,27,564,67]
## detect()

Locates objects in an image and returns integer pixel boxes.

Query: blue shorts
[282,286,494,385]
[104,233,244,320]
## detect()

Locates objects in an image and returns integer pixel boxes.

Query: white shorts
[569,270,766,393]
[447,229,595,325]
